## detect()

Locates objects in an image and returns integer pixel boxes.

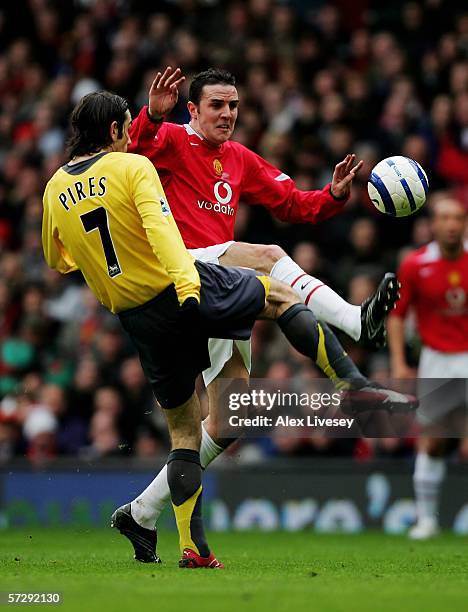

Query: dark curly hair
[66,91,129,158]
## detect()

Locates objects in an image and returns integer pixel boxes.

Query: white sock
[199,424,225,468]
[130,423,224,529]
[270,256,361,341]
[413,452,446,523]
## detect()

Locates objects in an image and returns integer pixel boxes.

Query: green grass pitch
[0,529,467,612]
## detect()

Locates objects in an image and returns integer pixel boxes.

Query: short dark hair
[66,91,129,158]
[189,68,236,106]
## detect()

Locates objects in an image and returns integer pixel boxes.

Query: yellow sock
[316,323,350,390]
[172,485,202,555]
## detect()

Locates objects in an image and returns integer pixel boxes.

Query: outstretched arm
[128,66,185,159]
[241,147,363,223]
[241,149,363,224]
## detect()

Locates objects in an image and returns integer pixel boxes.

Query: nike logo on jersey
[300,281,312,291]
[190,143,199,146]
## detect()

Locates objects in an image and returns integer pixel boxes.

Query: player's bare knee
[270,278,300,307]
[220,242,286,273]
[261,278,300,319]
[256,244,286,274]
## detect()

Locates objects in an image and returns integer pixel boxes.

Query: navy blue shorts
[118,261,266,409]
[196,260,266,340]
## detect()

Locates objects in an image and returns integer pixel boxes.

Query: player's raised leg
[260,276,417,412]
[220,242,399,348]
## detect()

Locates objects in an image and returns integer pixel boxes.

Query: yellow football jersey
[42,152,200,313]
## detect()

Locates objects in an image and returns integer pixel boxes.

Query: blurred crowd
[1,0,468,466]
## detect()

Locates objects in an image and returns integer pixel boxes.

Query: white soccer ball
[368,156,429,217]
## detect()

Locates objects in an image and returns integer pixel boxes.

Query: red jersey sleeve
[128,106,177,170]
[391,253,417,319]
[239,146,348,224]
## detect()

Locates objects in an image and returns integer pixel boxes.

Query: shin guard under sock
[167,449,210,557]
[277,304,366,389]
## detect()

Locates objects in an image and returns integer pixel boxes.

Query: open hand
[331,154,364,199]
[148,66,185,119]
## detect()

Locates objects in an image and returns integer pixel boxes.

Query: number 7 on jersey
[80,207,122,278]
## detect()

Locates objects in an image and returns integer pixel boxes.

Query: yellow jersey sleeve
[42,185,79,274]
[129,156,200,305]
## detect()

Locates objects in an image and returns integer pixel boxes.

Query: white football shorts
[417,346,468,425]
[188,241,251,386]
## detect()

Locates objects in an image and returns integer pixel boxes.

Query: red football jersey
[391,241,468,352]
[128,107,348,249]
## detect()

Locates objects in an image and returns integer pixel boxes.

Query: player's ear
[109,120,119,142]
[187,101,198,120]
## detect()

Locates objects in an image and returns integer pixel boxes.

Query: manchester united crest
[213,159,223,176]
[448,270,461,286]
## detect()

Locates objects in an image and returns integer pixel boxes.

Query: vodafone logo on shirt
[214,181,233,204]
[445,287,466,312]
[197,181,235,216]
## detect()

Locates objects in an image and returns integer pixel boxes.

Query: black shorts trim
[118,284,210,409]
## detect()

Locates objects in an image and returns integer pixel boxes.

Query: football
[368,156,429,217]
